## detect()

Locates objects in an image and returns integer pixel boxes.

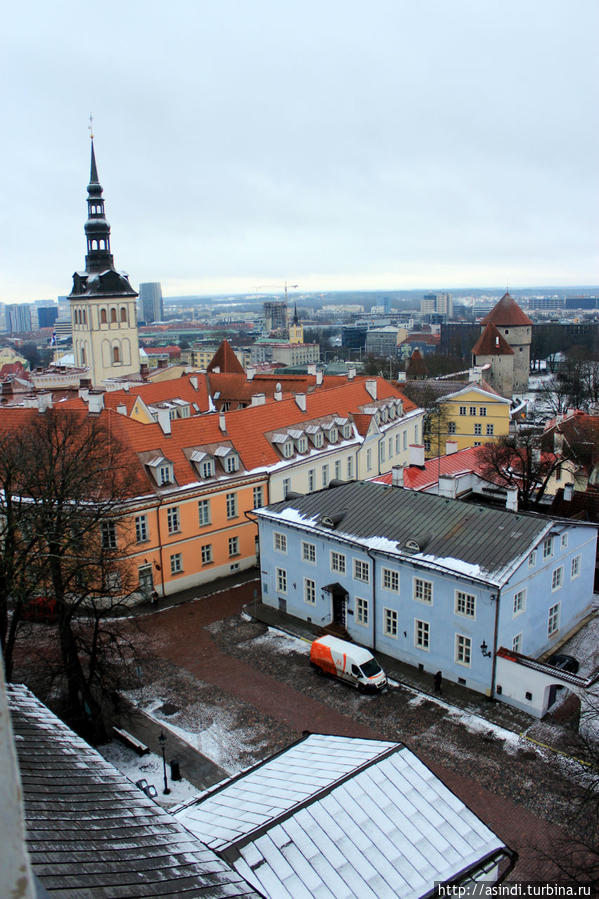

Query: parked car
[310,635,387,693]
[21,596,57,624]
[548,653,579,675]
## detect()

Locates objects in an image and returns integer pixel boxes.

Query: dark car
[548,653,579,674]
[21,596,57,624]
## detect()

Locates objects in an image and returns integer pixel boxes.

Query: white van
[310,635,387,693]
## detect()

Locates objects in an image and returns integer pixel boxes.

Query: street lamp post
[158,731,170,795]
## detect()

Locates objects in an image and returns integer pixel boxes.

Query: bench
[113,726,149,756]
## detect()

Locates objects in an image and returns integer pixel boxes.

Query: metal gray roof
[8,684,259,898]
[258,481,552,585]
[175,734,510,899]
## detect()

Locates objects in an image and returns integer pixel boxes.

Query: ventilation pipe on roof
[365,379,377,400]
[316,370,323,386]
[409,444,425,468]
[274,382,283,401]
[219,411,227,433]
[247,367,256,381]
[391,465,404,487]
[295,393,307,412]
[88,392,104,414]
[307,364,317,376]
[189,376,198,390]
[446,440,459,455]
[564,483,574,501]
[348,367,356,380]
[438,474,457,499]
[156,407,171,435]
[505,486,518,511]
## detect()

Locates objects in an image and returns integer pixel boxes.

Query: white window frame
[170,552,183,574]
[102,521,117,549]
[384,607,398,638]
[474,423,482,436]
[304,577,316,605]
[274,532,287,553]
[198,499,211,526]
[167,506,180,535]
[334,460,342,480]
[226,492,238,519]
[276,567,287,593]
[528,551,536,567]
[548,602,560,636]
[415,619,430,651]
[571,554,581,579]
[512,633,522,653]
[543,536,553,559]
[201,544,212,565]
[330,551,346,574]
[551,566,563,591]
[252,486,263,509]
[513,588,527,616]
[486,424,494,436]
[347,457,354,479]
[302,541,316,564]
[561,533,568,549]
[322,465,329,487]
[459,406,467,416]
[455,633,472,667]
[135,514,148,543]
[382,568,399,593]
[228,535,239,557]
[356,597,369,626]
[413,577,433,605]
[353,559,370,583]
[455,590,476,619]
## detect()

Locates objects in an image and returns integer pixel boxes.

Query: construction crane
[254,281,298,302]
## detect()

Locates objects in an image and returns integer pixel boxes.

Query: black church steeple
[84,139,115,273]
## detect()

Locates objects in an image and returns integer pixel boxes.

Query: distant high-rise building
[421,293,453,318]
[37,306,59,328]
[263,301,288,333]
[6,304,32,334]
[139,282,164,323]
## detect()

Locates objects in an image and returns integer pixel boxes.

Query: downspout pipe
[490,589,501,700]
[366,548,377,654]
[155,497,166,598]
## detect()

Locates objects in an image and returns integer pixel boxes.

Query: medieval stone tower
[473,292,532,396]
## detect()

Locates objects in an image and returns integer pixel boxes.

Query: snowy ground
[99,740,201,809]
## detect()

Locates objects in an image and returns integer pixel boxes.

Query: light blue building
[256,481,596,698]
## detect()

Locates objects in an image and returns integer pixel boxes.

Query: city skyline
[2,0,598,302]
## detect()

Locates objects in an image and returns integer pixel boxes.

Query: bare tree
[0,409,140,742]
[477,429,562,509]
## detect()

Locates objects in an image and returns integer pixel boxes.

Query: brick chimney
[391,465,404,487]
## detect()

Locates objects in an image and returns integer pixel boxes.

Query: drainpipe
[155,497,166,597]
[366,548,377,653]
[490,588,501,699]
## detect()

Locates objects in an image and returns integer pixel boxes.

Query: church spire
[84,138,115,274]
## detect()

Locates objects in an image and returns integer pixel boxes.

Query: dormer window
[313,431,323,447]
[214,445,240,473]
[146,456,174,486]
[297,436,308,453]
[158,464,172,485]
[342,423,352,439]
[201,459,215,478]
[272,433,294,459]
[225,454,239,473]
[380,407,388,422]
[387,404,396,420]
[327,427,338,443]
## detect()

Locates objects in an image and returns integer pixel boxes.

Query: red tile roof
[372,446,486,491]
[480,293,533,327]
[207,340,245,374]
[472,323,514,357]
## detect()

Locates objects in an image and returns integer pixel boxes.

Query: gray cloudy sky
[2,0,598,301]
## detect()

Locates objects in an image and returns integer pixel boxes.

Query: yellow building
[426,383,511,457]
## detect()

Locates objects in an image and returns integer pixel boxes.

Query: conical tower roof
[405,348,429,378]
[207,339,244,374]
[472,323,514,356]
[480,292,532,327]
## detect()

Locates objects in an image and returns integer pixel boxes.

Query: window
[101,521,116,549]
[159,464,172,485]
[414,578,432,604]
[384,608,398,637]
[201,459,214,479]
[274,532,287,553]
[382,568,399,592]
[331,551,346,574]
[469,406,476,416]
[448,421,456,434]
[512,633,522,653]
[110,308,117,323]
[302,542,316,563]
[135,514,148,543]
[356,597,369,626]
[528,551,536,567]
[313,432,323,448]
[548,602,560,636]
[198,499,211,526]
[100,308,107,324]
[551,567,563,591]
[253,486,264,509]
[335,460,342,480]
[479,407,487,416]
[276,568,287,593]
[104,571,121,593]
[513,589,526,616]
[543,537,553,559]
[281,441,294,459]
[304,578,316,605]
[459,406,467,416]
[403,431,407,450]
[167,506,180,534]
[571,555,581,579]
[201,544,212,565]
[415,619,430,650]
[555,464,562,482]
[486,424,494,436]
[388,436,393,457]
[455,633,471,666]
[474,423,482,436]
[366,448,372,471]
[282,478,291,498]
[226,492,238,519]
[170,552,183,574]
[560,533,568,549]
[347,457,353,479]
[379,442,385,463]
[120,307,127,323]
[322,465,329,487]
[474,442,482,447]
[395,433,400,453]
[308,469,315,492]
[225,454,239,473]
[112,345,120,363]
[353,559,369,583]
[455,591,476,618]
[228,536,239,557]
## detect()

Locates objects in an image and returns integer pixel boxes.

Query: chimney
[396,371,406,382]
[438,474,457,498]
[78,387,90,401]
[88,392,105,414]
[307,364,317,376]
[247,367,256,381]
[190,375,198,390]
[469,368,482,383]
[36,393,53,414]
[2,381,14,397]
[391,465,404,487]
[348,367,356,380]
[156,407,171,435]
[295,393,307,412]
[116,403,127,416]
[140,363,149,379]
[505,486,518,511]
[274,382,283,401]
[409,444,425,467]
[251,393,266,406]
[365,379,377,400]
[563,483,574,501]
[446,439,459,455]
[219,412,227,432]
[157,358,168,369]
[316,370,323,386]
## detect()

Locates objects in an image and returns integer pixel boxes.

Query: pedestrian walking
[433,670,442,695]
[151,589,158,606]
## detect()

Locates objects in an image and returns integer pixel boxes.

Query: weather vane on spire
[88,113,94,140]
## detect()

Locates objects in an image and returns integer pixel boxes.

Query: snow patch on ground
[98,740,200,809]
[244,627,310,654]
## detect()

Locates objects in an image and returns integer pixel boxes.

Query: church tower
[69,137,141,387]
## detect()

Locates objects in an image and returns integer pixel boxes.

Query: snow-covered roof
[175,733,512,898]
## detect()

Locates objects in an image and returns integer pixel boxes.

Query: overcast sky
[2,0,598,302]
